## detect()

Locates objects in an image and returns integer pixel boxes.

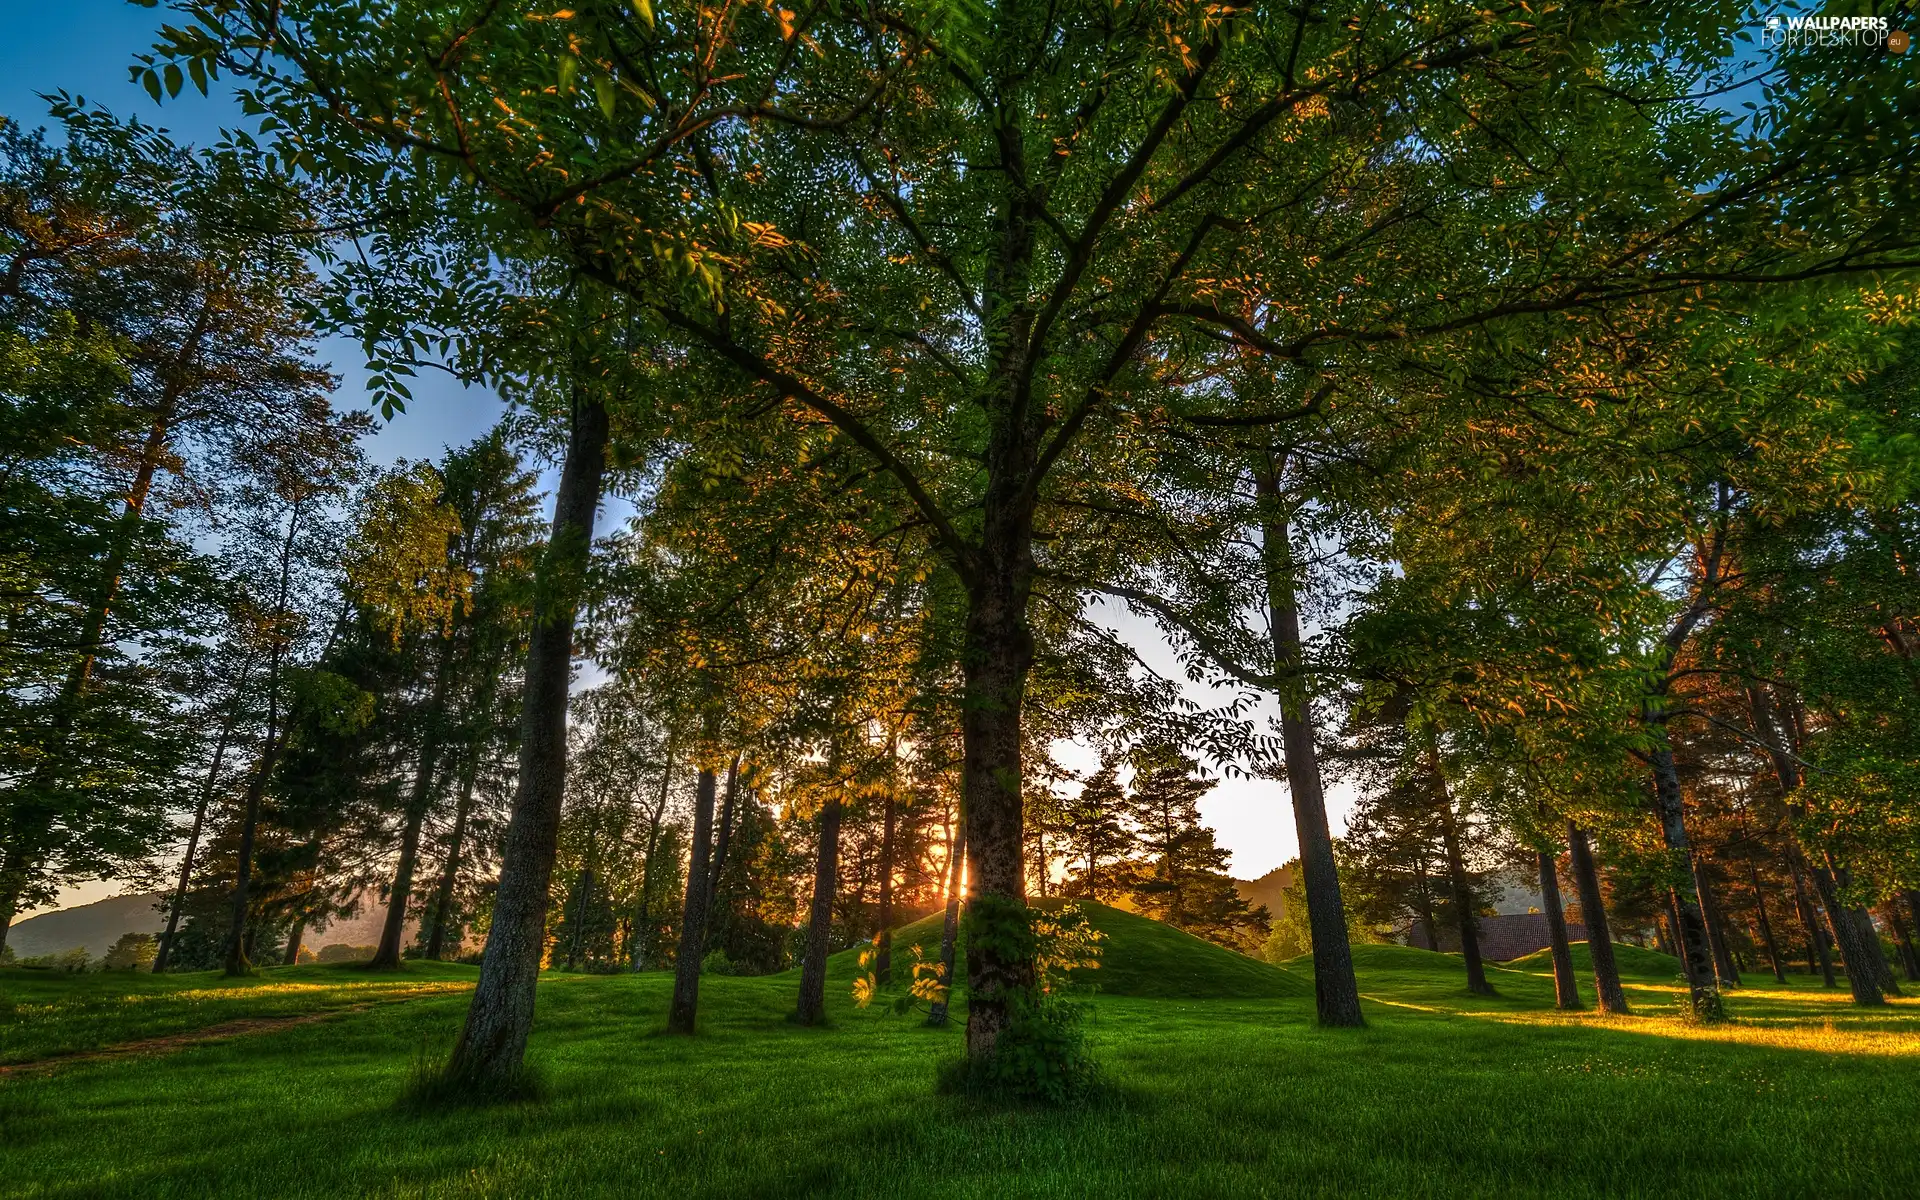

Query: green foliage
[100,932,158,971]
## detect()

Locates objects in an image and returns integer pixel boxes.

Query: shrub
[101,932,158,971]
[316,943,376,963]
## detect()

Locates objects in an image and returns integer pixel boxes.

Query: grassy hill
[1504,940,1685,981]
[832,899,1311,1001]
[6,891,167,959]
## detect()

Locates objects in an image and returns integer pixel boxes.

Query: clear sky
[4,2,1339,920]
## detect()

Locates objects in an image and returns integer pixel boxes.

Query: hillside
[1505,940,1685,981]
[7,892,166,958]
[834,899,1310,1000]
[1233,864,1295,922]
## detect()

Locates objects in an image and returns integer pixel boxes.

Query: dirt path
[0,995,442,1079]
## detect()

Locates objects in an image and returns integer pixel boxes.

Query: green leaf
[141,69,162,104]
[558,53,578,94]
[632,0,653,27]
[163,63,183,98]
[187,56,208,96]
[594,74,616,120]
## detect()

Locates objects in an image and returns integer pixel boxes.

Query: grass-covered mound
[1505,940,1684,982]
[834,900,1310,1001]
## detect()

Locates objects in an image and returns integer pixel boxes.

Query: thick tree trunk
[444,393,607,1084]
[1804,853,1887,1005]
[877,792,897,984]
[928,816,965,1028]
[1648,747,1720,1014]
[1566,824,1630,1014]
[1434,774,1492,996]
[1537,848,1581,1010]
[795,794,843,1026]
[425,752,480,961]
[1693,860,1741,988]
[1747,864,1787,983]
[283,917,307,966]
[958,562,1038,1060]
[1253,456,1363,1026]
[667,762,718,1033]
[1851,907,1903,997]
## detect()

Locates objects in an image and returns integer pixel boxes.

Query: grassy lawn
[2,909,1915,1199]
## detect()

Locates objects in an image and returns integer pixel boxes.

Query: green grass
[0,961,477,1065]
[857,901,1310,1000]
[2,916,1916,1198]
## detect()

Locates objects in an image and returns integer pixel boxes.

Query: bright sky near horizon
[3,1,1350,922]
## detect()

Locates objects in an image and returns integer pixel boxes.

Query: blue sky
[5,2,1315,919]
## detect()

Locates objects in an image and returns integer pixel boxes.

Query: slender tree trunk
[1434,772,1492,996]
[1253,454,1363,1026]
[701,756,740,954]
[1566,824,1629,1014]
[283,917,307,966]
[374,649,456,970]
[795,794,843,1027]
[425,752,481,961]
[629,733,675,972]
[877,788,897,985]
[1788,856,1835,985]
[1694,860,1740,988]
[1747,863,1787,983]
[445,393,607,1085]
[1537,848,1581,1010]
[1887,904,1920,983]
[1648,747,1720,1013]
[154,675,251,972]
[564,868,594,969]
[928,812,966,1028]
[667,762,718,1034]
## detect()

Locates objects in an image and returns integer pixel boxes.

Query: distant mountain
[5,891,417,961]
[1234,864,1296,921]
[8,892,166,959]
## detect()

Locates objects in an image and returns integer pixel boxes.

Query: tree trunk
[1648,747,1720,1014]
[877,787,897,985]
[1851,907,1903,997]
[155,676,250,972]
[373,649,455,970]
[1887,904,1920,983]
[425,751,481,961]
[667,761,718,1034]
[928,813,965,1028]
[444,392,607,1085]
[283,917,307,966]
[1693,860,1740,988]
[1434,772,1492,996]
[958,556,1039,1060]
[1747,863,1787,984]
[795,793,843,1027]
[1566,823,1629,1014]
[565,867,593,969]
[1805,854,1887,1005]
[1788,856,1835,986]
[629,733,676,972]
[1252,454,1364,1027]
[1537,848,1581,1010]
[701,756,741,953]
